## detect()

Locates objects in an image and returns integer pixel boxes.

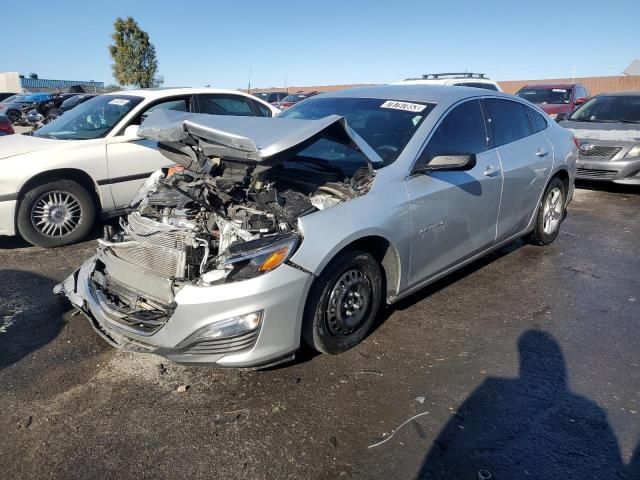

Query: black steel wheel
[303,250,383,354]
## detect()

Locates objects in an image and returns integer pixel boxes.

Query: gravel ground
[0,184,638,479]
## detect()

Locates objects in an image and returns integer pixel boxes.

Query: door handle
[484,165,502,177]
[536,147,549,157]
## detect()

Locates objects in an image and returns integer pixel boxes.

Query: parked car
[272,91,319,109]
[559,91,640,184]
[55,84,577,368]
[394,73,502,91]
[516,83,590,119]
[60,93,97,111]
[0,92,18,102]
[0,114,14,135]
[252,91,288,104]
[0,93,52,124]
[0,88,279,247]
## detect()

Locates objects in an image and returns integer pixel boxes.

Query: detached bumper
[55,257,314,367]
[576,157,640,184]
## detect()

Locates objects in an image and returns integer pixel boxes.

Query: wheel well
[552,169,570,194]
[17,169,102,210]
[337,236,401,301]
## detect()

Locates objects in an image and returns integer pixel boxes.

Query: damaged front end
[55,111,379,366]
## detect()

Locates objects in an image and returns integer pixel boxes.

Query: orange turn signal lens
[167,166,185,177]
[258,247,289,272]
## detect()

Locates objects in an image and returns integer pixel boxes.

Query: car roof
[314,84,512,104]
[594,90,640,97]
[103,87,257,100]
[521,83,578,89]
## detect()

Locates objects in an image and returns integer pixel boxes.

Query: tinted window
[250,99,272,117]
[484,99,532,147]
[419,100,487,164]
[457,82,499,91]
[199,95,255,116]
[527,107,548,133]
[140,98,188,122]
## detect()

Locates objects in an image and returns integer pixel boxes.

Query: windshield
[2,94,23,104]
[253,93,269,100]
[517,88,572,105]
[34,95,144,140]
[281,94,308,103]
[279,97,434,165]
[568,95,640,123]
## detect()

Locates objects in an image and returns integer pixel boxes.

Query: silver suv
[56,85,577,368]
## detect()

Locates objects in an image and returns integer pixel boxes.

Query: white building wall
[0,72,22,93]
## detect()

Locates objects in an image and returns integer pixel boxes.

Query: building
[0,72,104,93]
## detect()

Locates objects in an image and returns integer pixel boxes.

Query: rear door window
[484,99,532,147]
[198,95,256,116]
[418,99,488,164]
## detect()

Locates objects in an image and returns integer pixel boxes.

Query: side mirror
[555,112,569,122]
[418,154,477,173]
[574,97,587,106]
[123,124,140,138]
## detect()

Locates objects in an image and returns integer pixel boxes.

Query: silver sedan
[56,85,577,367]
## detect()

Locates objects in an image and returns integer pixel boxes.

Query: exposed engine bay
[99,148,373,289]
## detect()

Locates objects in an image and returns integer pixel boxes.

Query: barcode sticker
[380,100,427,113]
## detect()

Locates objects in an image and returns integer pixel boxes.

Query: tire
[302,250,383,354]
[6,109,21,125]
[16,179,96,248]
[527,177,566,246]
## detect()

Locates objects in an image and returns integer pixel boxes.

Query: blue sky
[3,0,639,89]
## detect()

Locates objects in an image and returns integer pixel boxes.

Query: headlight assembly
[222,233,300,281]
[626,145,640,158]
[130,169,166,207]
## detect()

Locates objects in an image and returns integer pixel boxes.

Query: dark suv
[516,83,590,120]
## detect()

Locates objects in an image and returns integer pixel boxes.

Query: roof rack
[405,72,488,81]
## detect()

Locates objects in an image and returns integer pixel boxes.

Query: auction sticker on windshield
[380,100,427,113]
[108,98,131,106]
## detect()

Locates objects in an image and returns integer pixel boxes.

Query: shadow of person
[417,330,627,479]
[0,270,66,370]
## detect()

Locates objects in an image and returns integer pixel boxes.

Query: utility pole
[248,67,252,93]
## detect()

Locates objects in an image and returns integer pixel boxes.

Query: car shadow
[281,240,525,370]
[0,270,66,371]
[416,329,631,479]
[576,180,640,195]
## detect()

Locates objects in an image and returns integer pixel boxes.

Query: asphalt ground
[0,183,638,479]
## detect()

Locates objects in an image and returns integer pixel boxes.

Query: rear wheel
[302,250,383,354]
[6,109,21,124]
[527,177,566,245]
[17,179,96,248]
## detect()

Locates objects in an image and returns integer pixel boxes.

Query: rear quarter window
[527,107,548,133]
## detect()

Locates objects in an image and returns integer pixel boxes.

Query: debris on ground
[368,412,430,448]
[415,396,426,404]
[17,415,32,430]
[176,385,189,393]
[329,435,338,448]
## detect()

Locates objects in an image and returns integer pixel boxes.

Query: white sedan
[0,88,278,247]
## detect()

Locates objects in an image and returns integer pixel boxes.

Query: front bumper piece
[54,256,314,367]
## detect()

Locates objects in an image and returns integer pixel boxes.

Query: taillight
[572,136,580,149]
[0,120,13,135]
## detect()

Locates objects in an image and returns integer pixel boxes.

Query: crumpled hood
[0,133,66,160]
[560,120,640,144]
[137,110,383,168]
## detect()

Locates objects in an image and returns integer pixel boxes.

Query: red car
[272,91,319,110]
[516,83,590,119]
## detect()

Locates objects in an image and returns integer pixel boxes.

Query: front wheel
[302,250,383,354]
[16,179,96,248]
[6,109,21,125]
[527,177,566,246]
